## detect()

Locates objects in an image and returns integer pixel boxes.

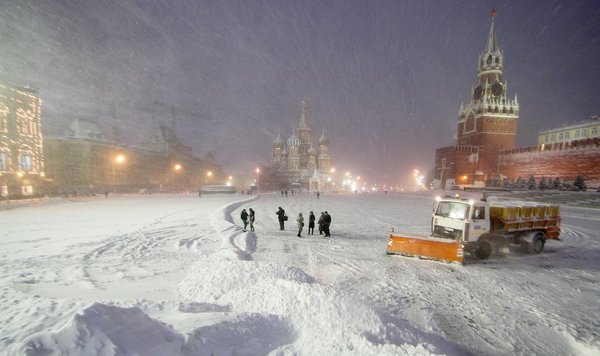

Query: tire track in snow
[80,208,213,289]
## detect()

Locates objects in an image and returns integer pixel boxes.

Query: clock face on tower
[473,85,483,100]
[491,81,504,98]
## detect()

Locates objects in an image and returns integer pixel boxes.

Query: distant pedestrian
[316,191,320,199]
[249,208,255,232]
[296,213,304,237]
[323,211,332,237]
[318,212,325,235]
[308,211,315,235]
[285,190,288,197]
[240,209,249,232]
[276,206,286,230]
[281,190,284,197]
[198,190,201,198]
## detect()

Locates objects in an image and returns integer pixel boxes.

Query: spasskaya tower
[435,10,519,187]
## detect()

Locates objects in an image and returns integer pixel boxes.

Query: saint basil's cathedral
[271,100,333,191]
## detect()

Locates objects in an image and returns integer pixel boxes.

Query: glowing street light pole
[172,163,182,189]
[256,168,260,194]
[112,154,126,189]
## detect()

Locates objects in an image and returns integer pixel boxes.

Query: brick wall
[499,139,600,186]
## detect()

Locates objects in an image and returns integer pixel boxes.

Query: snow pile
[21,303,184,355]
[178,254,444,355]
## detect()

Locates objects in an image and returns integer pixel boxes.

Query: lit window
[592,127,598,136]
[565,131,570,140]
[21,185,34,196]
[558,133,563,141]
[575,130,580,138]
[0,152,7,171]
[544,135,549,143]
[19,154,33,171]
[582,128,588,138]
[550,134,555,142]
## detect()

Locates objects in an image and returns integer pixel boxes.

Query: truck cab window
[472,206,485,220]
[436,202,470,220]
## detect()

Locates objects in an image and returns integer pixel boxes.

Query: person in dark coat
[318,212,325,235]
[308,211,315,235]
[323,211,332,237]
[240,209,249,231]
[276,206,286,230]
[248,208,255,232]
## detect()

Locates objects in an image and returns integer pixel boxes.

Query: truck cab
[431,197,490,243]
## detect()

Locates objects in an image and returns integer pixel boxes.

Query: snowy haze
[1,1,600,184]
[1,192,599,355]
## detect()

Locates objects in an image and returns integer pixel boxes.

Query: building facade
[435,12,519,188]
[538,116,600,146]
[44,119,223,195]
[271,100,333,191]
[0,82,45,198]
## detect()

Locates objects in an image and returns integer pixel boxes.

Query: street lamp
[172,163,182,189]
[112,154,126,189]
[256,168,260,194]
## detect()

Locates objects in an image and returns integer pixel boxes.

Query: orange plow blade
[387,233,464,264]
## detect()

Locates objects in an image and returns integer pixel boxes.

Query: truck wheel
[528,232,545,254]
[475,240,494,260]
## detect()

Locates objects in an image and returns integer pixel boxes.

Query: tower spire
[487,9,498,52]
[299,98,309,128]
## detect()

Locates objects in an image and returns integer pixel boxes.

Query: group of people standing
[240,208,255,232]
[241,206,332,237]
[275,207,331,238]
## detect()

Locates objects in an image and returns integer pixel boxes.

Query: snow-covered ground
[1,192,599,355]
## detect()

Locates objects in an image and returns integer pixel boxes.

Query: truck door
[467,204,490,242]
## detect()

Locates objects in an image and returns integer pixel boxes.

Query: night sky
[1,0,599,187]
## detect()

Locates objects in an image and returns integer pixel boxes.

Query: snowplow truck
[387,196,561,263]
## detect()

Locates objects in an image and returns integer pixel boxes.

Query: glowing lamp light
[114,154,126,164]
[173,164,182,171]
[206,171,213,177]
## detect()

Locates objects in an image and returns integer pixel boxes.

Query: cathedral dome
[307,144,317,156]
[287,130,301,147]
[318,130,329,146]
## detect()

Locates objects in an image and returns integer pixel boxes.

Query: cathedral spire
[299,98,309,128]
[486,9,498,53]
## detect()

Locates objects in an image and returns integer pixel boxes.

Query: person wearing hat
[308,211,316,235]
[240,209,249,232]
[323,211,332,237]
[296,212,304,237]
[318,212,325,235]
[276,206,286,230]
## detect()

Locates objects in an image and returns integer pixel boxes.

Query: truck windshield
[435,201,470,220]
